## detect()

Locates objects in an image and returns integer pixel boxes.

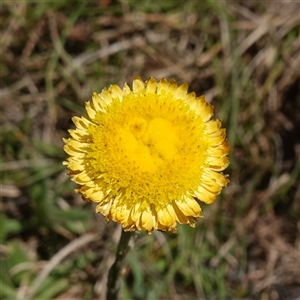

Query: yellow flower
[63,77,230,233]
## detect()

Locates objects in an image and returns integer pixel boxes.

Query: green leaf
[33,276,69,300]
[6,240,30,285]
[0,214,22,243]
[0,279,17,299]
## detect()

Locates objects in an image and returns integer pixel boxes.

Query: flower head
[63,77,230,233]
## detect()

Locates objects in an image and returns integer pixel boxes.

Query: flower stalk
[106,230,133,300]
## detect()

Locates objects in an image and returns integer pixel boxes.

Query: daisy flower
[63,77,230,233]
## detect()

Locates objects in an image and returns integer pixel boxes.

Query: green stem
[106,230,133,300]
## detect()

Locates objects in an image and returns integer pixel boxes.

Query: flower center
[88,91,208,206]
[117,117,178,173]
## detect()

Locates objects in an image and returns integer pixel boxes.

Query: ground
[1,1,300,300]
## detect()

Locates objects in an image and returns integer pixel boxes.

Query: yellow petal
[157,78,169,94]
[72,116,91,131]
[68,129,88,141]
[146,77,157,93]
[132,77,145,93]
[92,93,106,112]
[139,210,154,232]
[101,90,113,105]
[195,186,217,204]
[175,197,201,217]
[174,83,188,99]
[109,84,123,100]
[96,200,112,216]
[157,204,176,227]
[205,120,221,134]
[85,101,96,119]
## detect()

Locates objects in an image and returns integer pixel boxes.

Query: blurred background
[1,1,300,299]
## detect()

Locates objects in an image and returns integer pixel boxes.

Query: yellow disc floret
[63,77,230,233]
